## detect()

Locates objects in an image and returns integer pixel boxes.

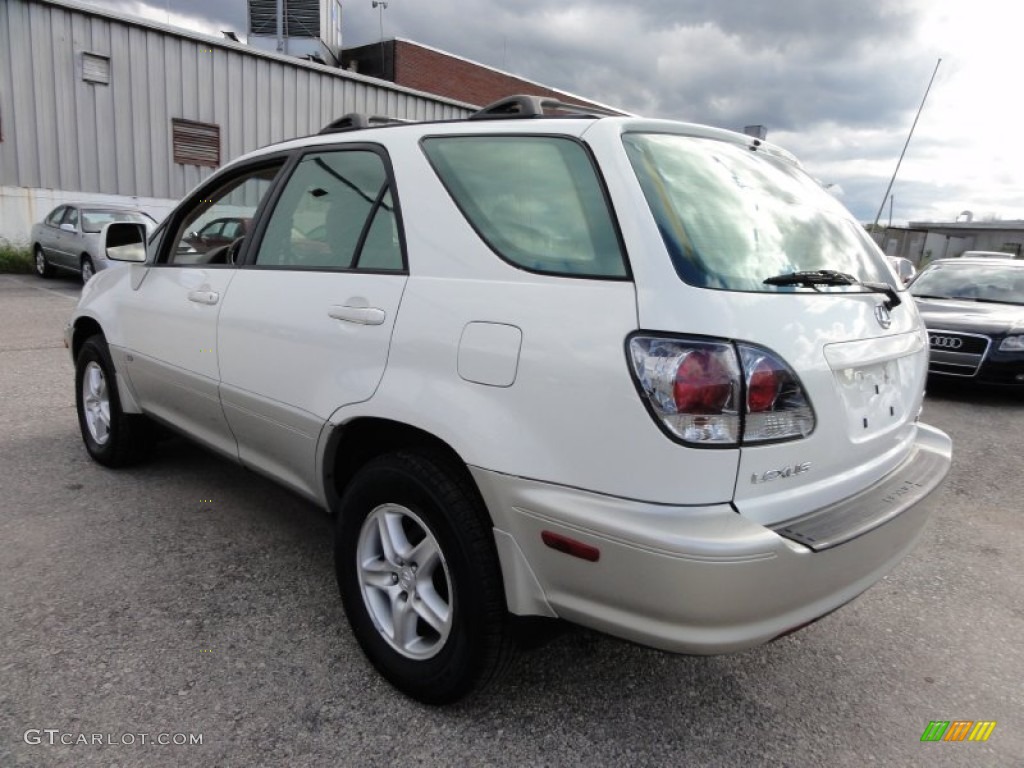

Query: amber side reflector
[541,531,600,562]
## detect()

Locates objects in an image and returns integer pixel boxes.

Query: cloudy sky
[83,0,1021,225]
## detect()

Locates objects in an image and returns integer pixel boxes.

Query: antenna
[871,58,941,234]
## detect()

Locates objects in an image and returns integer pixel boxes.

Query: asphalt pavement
[1,272,1021,767]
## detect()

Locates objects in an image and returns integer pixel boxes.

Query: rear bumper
[474,423,951,654]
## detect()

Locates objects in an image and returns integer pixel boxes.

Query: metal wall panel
[0,1,21,186]
[0,0,473,206]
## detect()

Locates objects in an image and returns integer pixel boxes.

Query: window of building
[172,119,221,168]
[82,52,111,85]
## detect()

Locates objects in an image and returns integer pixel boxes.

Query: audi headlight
[999,335,1024,352]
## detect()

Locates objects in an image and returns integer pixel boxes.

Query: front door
[114,161,287,458]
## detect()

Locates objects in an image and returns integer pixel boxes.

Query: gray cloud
[80,1,1014,222]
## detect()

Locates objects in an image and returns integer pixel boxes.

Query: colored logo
[920,721,996,742]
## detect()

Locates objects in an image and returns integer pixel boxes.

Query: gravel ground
[1,273,1021,767]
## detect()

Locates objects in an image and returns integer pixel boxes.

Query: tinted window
[422,136,626,278]
[623,133,893,293]
[911,262,1024,305]
[255,150,402,271]
[165,164,282,265]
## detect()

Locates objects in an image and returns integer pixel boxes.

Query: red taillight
[747,359,780,412]
[673,351,732,413]
[628,336,815,446]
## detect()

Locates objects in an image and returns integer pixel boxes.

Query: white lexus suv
[67,96,951,704]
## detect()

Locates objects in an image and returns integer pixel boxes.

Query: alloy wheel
[356,503,453,660]
[81,361,111,445]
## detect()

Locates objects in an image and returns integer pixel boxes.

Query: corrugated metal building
[0,0,473,242]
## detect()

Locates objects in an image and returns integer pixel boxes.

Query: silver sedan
[31,204,156,283]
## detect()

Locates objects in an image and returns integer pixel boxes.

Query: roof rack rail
[468,94,622,121]
[318,113,411,135]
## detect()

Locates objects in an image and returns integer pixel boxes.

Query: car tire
[335,451,516,704]
[81,255,95,284]
[75,335,152,467]
[34,245,54,278]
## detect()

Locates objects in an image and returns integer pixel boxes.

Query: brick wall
[391,40,610,111]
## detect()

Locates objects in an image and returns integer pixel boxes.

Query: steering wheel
[225,236,246,265]
[204,236,246,266]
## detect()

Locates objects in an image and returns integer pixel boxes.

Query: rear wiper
[763,270,902,310]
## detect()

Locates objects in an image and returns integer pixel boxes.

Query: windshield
[910,262,1024,305]
[623,133,893,293]
[81,210,154,233]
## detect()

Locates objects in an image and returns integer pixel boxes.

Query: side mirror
[105,222,147,263]
[59,223,76,233]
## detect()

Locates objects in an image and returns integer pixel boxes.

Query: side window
[164,163,282,266]
[220,220,243,238]
[199,221,224,238]
[46,206,66,226]
[62,208,79,230]
[421,136,627,278]
[255,150,403,271]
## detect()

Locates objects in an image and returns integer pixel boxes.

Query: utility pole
[372,1,388,75]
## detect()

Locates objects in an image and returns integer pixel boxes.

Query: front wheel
[335,452,515,704]
[75,335,152,467]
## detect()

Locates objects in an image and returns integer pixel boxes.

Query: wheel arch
[71,316,104,362]
[322,417,491,525]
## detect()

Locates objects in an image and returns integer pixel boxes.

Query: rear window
[422,136,627,278]
[81,210,154,233]
[623,133,893,293]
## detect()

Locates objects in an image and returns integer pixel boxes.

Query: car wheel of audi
[74,335,153,467]
[335,451,515,704]
[34,245,54,278]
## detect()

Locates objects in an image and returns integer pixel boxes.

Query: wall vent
[82,52,110,85]
[171,118,221,167]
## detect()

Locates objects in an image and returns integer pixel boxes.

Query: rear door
[596,124,928,523]
[216,146,408,498]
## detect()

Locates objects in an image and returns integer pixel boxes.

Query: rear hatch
[603,124,929,527]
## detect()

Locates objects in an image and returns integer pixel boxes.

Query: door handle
[188,290,219,305]
[328,305,386,325]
